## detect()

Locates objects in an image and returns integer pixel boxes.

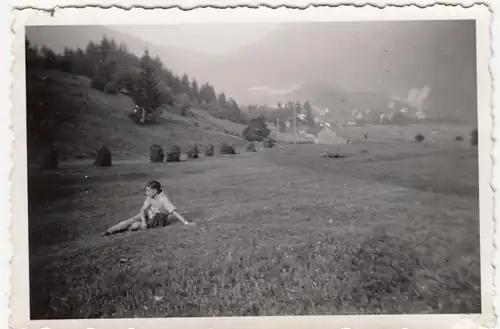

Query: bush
[414,134,425,143]
[166,144,181,162]
[243,116,270,142]
[94,146,112,167]
[220,143,236,155]
[149,144,165,163]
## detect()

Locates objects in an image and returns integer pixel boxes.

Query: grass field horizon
[27,69,476,165]
[28,137,481,318]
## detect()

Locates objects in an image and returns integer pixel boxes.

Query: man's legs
[147,212,169,228]
[106,214,142,235]
[128,221,144,231]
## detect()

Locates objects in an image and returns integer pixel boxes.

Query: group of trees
[242,115,271,142]
[25,36,245,124]
[247,100,315,130]
[241,99,318,142]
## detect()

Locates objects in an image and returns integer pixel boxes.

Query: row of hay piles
[40,146,112,170]
[39,141,241,171]
[150,144,201,163]
[150,143,233,162]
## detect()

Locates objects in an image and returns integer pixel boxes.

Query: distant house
[316,126,347,145]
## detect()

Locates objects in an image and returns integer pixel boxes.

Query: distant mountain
[286,82,388,113]
[188,20,478,124]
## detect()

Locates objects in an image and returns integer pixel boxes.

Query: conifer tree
[304,101,315,127]
[136,48,161,111]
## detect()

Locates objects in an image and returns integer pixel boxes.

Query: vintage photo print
[9,3,494,329]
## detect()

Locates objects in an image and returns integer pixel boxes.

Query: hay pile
[187,143,199,159]
[166,144,181,162]
[246,142,257,152]
[149,144,165,163]
[220,143,236,155]
[205,144,214,157]
[94,146,112,167]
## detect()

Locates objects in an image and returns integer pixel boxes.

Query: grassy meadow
[28,137,481,319]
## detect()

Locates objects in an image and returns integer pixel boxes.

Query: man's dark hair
[146,180,162,193]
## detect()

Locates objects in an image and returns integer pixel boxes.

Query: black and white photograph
[9,4,494,329]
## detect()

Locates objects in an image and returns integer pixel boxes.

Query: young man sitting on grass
[104,180,195,236]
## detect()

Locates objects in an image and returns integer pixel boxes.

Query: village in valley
[257,85,432,145]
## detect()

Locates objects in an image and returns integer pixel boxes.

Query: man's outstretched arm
[171,210,195,225]
[161,195,195,225]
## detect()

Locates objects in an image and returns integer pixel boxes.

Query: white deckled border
[4,2,498,329]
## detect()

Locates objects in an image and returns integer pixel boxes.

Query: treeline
[25,36,246,124]
[247,100,315,129]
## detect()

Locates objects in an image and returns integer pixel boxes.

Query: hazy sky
[109,24,280,54]
[26,21,477,121]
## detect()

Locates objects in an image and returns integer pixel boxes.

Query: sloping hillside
[27,69,246,165]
